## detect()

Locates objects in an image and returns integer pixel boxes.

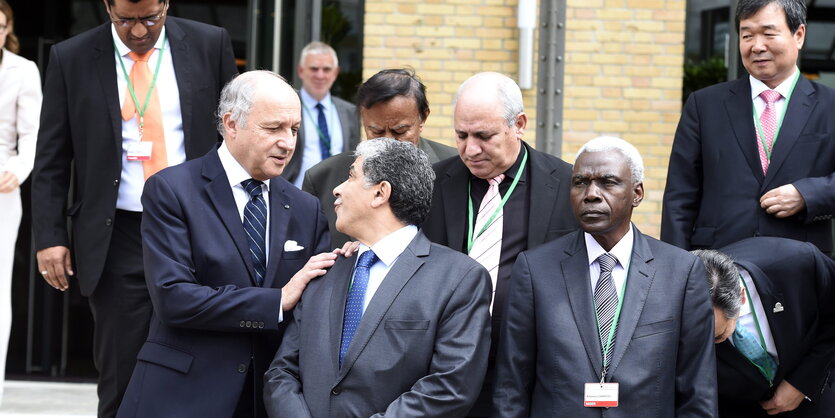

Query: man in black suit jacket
[493,136,716,417]
[662,0,835,254]
[695,237,835,417]
[31,1,236,415]
[303,69,457,247]
[421,71,577,416]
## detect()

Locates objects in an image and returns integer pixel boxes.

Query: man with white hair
[492,136,717,417]
[422,71,576,415]
[283,41,360,188]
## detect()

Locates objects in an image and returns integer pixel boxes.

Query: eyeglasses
[108,3,168,28]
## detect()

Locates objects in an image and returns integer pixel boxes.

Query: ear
[632,182,644,207]
[370,181,392,209]
[222,113,237,140]
[740,285,747,306]
[794,23,806,49]
[420,108,431,130]
[514,112,527,139]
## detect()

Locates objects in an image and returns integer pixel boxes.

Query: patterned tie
[339,250,378,366]
[121,50,167,180]
[315,103,332,160]
[469,174,505,311]
[757,90,782,174]
[733,321,777,382]
[241,179,267,286]
[594,253,619,373]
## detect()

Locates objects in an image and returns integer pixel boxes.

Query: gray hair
[215,70,287,136]
[354,138,435,226]
[577,136,644,184]
[692,249,743,320]
[299,41,339,67]
[454,72,524,127]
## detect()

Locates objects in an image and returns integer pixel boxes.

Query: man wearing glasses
[31,1,237,416]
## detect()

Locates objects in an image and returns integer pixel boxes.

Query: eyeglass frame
[107,0,169,29]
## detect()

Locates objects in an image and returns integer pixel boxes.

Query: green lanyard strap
[116,32,167,133]
[592,262,628,382]
[739,275,776,386]
[752,69,801,161]
[466,147,528,254]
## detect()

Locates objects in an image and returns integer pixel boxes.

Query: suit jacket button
[258,322,264,328]
[331,387,341,396]
[113,179,119,187]
[237,364,247,373]
[239,321,246,327]
[245,320,252,328]
[105,218,112,227]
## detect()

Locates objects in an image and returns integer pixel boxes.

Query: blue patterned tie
[241,179,267,287]
[594,253,619,374]
[733,321,777,382]
[315,103,332,160]
[339,250,378,365]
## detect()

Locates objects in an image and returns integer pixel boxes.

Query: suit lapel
[762,77,815,190]
[336,233,429,381]
[92,24,123,160]
[418,137,440,165]
[737,261,788,379]
[440,161,470,252]
[202,150,258,284]
[608,229,655,376]
[562,232,604,378]
[263,179,292,288]
[167,19,195,157]
[725,78,765,184]
[526,143,560,247]
[328,254,355,373]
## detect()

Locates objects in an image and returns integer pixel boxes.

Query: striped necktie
[469,174,505,311]
[241,179,267,286]
[594,253,619,374]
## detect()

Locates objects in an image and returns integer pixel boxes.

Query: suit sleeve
[301,169,317,197]
[373,263,492,418]
[141,174,285,332]
[31,46,74,251]
[783,243,835,401]
[263,295,313,418]
[6,58,42,183]
[217,27,238,90]
[675,255,718,416]
[661,93,704,250]
[419,165,449,246]
[792,175,835,224]
[491,252,537,418]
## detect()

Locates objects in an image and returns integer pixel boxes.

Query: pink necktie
[757,90,782,174]
[469,173,505,312]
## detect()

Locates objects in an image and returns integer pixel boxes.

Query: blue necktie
[241,179,267,286]
[733,321,777,382]
[315,102,332,160]
[339,250,378,366]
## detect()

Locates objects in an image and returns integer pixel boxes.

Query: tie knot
[128,50,154,63]
[241,179,264,197]
[357,250,378,269]
[597,253,617,273]
[759,89,782,105]
[489,174,506,187]
[315,102,325,111]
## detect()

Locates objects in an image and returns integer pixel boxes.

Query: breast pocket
[632,319,674,340]
[384,319,430,330]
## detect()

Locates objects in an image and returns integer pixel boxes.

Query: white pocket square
[284,240,305,252]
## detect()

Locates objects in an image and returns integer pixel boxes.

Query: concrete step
[0,380,96,417]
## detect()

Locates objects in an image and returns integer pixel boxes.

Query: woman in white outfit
[0,0,41,405]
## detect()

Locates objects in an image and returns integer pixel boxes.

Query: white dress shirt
[732,269,779,361]
[0,49,41,182]
[750,66,798,131]
[585,224,635,299]
[354,225,419,313]
[113,26,186,211]
[296,88,344,188]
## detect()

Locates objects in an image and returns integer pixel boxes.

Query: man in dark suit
[282,41,359,188]
[265,138,491,417]
[117,71,334,417]
[421,71,577,415]
[303,69,457,247]
[695,237,835,417]
[662,0,835,254]
[493,136,717,417]
[31,1,236,415]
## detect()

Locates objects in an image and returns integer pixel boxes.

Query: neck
[304,87,327,102]
[354,215,407,248]
[591,224,630,252]
[761,67,797,89]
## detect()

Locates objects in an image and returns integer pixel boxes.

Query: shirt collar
[357,225,419,268]
[300,87,332,111]
[111,25,167,57]
[218,142,271,192]
[584,223,635,269]
[750,66,797,100]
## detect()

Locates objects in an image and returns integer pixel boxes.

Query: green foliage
[683,57,727,102]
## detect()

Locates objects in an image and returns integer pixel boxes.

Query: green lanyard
[466,147,528,254]
[116,33,167,138]
[752,69,801,161]
[592,262,628,382]
[739,275,775,386]
[301,100,334,151]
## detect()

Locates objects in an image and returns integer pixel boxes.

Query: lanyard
[302,100,334,151]
[116,33,167,138]
[592,264,628,382]
[466,147,528,254]
[739,275,775,386]
[752,69,801,161]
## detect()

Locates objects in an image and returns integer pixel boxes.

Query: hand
[760,380,805,415]
[281,252,337,311]
[0,171,20,193]
[333,241,360,258]
[36,246,74,291]
[760,184,806,218]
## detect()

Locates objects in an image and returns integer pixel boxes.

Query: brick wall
[362,0,687,236]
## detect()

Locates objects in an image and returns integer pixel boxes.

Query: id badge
[584,382,619,407]
[126,141,153,161]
